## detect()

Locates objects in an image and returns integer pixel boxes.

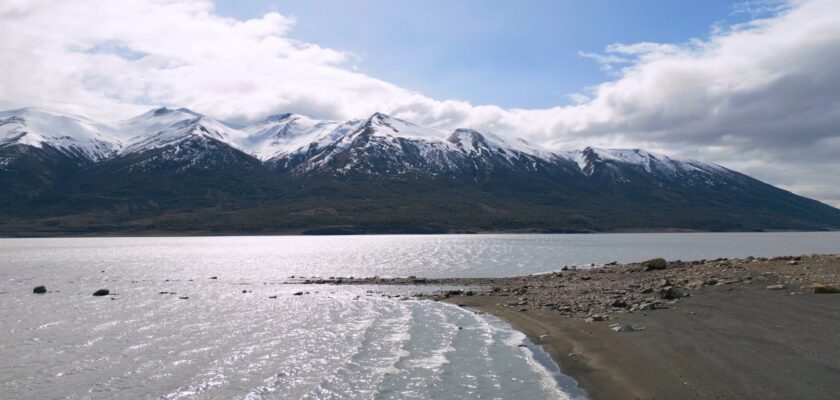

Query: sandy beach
[310,254,840,399]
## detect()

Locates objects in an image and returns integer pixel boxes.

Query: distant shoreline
[0,227,836,239]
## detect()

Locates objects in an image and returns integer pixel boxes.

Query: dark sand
[447,279,840,400]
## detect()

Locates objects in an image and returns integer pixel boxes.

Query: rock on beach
[644,258,668,271]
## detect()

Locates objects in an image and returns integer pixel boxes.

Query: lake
[1,232,838,399]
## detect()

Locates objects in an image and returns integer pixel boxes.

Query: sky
[1,0,840,207]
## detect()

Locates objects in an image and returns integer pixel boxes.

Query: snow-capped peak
[447,128,553,161]
[0,107,121,161]
[360,112,447,141]
[117,107,244,154]
[241,113,362,161]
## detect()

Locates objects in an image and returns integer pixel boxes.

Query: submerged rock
[92,289,110,296]
[33,285,47,294]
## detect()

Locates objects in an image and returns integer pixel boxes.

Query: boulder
[92,289,110,296]
[644,258,667,271]
[813,284,840,294]
[33,285,47,294]
[766,284,785,290]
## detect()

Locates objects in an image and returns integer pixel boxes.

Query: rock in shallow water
[33,285,47,294]
[92,289,110,296]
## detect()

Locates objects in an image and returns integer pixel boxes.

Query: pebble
[609,324,635,332]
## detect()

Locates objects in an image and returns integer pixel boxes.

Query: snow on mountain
[116,107,245,154]
[241,113,362,161]
[274,112,469,175]
[0,108,121,161]
[447,128,554,162]
[563,147,731,180]
[362,112,448,141]
[0,106,733,183]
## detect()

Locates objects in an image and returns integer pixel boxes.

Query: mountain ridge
[2,106,839,236]
[0,106,728,176]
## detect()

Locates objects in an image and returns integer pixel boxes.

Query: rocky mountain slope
[2,107,839,235]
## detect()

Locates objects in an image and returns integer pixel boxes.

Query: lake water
[2,232,839,399]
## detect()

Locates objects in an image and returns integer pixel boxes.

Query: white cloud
[2,0,840,205]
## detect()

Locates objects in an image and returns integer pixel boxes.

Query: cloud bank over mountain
[1,0,839,205]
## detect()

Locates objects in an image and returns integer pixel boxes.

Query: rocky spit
[297,253,840,321]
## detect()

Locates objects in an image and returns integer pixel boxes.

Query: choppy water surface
[2,232,839,399]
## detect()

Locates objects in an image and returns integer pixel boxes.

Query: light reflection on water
[2,232,839,280]
[1,232,838,399]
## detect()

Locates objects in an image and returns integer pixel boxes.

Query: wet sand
[448,282,840,399]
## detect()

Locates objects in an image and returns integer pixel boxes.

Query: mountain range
[2,107,839,236]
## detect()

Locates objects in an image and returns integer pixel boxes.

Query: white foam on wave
[407,344,455,370]
[478,312,578,400]
[518,343,572,400]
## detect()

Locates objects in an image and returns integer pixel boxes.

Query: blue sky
[215,0,759,109]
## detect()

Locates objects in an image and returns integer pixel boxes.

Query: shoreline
[441,255,840,400]
[306,254,840,399]
[1,228,837,239]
